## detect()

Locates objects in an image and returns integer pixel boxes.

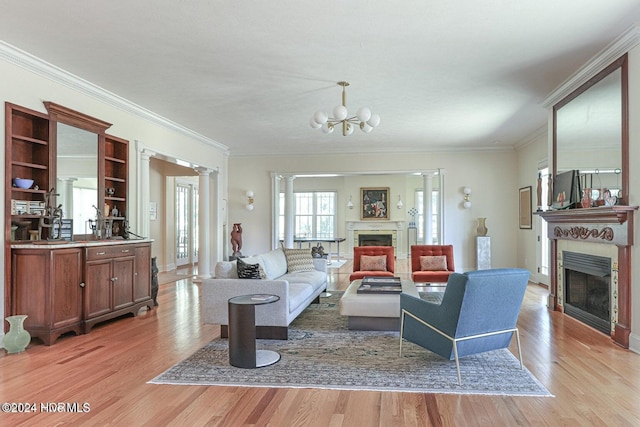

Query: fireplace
[359,234,393,247]
[563,251,611,335]
[538,206,636,348]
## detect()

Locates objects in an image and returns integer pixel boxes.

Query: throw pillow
[360,255,387,271]
[420,255,448,271]
[237,258,265,279]
[283,248,315,273]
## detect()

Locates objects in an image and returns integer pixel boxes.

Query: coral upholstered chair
[400,268,531,384]
[349,246,395,281]
[411,245,455,283]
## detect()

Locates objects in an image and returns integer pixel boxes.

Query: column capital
[194,166,213,176]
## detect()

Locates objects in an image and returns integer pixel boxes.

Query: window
[279,191,337,240]
[414,189,440,244]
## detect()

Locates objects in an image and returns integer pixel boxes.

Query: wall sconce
[347,195,354,209]
[245,190,254,211]
[462,187,472,209]
[396,195,403,209]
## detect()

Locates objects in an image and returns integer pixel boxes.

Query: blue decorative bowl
[13,178,34,189]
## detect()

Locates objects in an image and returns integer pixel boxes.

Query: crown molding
[0,40,230,155]
[542,25,640,108]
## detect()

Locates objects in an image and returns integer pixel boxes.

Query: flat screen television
[552,169,582,209]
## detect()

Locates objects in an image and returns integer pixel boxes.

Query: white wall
[227,150,520,271]
[515,129,549,282]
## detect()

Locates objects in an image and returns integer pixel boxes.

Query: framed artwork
[360,187,389,220]
[519,186,532,229]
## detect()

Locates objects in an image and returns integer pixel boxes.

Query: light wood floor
[2,260,640,426]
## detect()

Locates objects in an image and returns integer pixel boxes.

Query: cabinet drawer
[85,244,135,261]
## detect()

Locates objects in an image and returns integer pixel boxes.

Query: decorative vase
[3,315,31,354]
[476,218,488,236]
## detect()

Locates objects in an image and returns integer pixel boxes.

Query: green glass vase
[3,315,31,354]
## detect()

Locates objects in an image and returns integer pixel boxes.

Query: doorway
[176,179,199,267]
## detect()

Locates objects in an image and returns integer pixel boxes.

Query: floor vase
[3,315,31,354]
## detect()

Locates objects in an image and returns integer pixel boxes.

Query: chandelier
[309,81,380,136]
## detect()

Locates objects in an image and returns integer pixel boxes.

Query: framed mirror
[44,102,112,239]
[553,54,628,206]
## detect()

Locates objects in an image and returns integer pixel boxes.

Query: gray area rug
[150,292,552,396]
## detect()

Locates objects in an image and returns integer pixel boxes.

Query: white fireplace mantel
[346,220,406,259]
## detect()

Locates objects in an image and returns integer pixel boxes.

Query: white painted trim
[0,40,230,154]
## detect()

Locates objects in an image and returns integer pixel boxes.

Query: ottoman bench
[339,279,419,331]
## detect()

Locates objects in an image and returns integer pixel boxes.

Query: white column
[195,167,212,280]
[271,173,281,249]
[136,143,155,239]
[284,175,295,248]
[422,172,434,244]
[59,178,76,219]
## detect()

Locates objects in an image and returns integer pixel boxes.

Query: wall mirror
[56,123,99,235]
[553,54,628,206]
[44,102,112,239]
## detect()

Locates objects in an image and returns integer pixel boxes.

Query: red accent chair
[411,245,455,283]
[349,246,396,281]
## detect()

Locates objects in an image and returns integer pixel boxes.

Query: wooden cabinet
[10,241,152,344]
[83,242,150,333]
[5,101,135,329]
[11,247,83,345]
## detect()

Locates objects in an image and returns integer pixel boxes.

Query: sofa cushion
[287,282,314,312]
[283,248,315,273]
[215,260,237,278]
[259,248,288,279]
[237,258,266,279]
[420,255,448,271]
[281,270,327,292]
[360,255,387,271]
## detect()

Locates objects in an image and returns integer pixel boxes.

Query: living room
[2,2,640,424]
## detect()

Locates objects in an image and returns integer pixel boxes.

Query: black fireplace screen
[358,234,392,246]
[563,251,611,334]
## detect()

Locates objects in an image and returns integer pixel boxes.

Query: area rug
[149,293,552,396]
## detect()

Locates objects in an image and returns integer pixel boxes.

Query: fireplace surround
[538,206,637,347]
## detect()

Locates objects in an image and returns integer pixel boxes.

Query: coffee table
[339,279,419,331]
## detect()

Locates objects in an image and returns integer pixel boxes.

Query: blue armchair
[399,268,530,384]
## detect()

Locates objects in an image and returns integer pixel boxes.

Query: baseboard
[629,332,640,354]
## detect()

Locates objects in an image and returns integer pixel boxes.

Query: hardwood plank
[1,262,640,426]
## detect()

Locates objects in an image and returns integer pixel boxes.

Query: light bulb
[333,105,348,121]
[367,114,380,127]
[313,111,328,125]
[309,117,322,128]
[321,123,334,134]
[356,107,372,122]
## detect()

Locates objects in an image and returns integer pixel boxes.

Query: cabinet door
[51,248,83,329]
[133,244,151,302]
[85,260,112,319]
[112,257,135,310]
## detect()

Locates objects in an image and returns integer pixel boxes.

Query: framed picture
[361,187,390,220]
[519,186,532,229]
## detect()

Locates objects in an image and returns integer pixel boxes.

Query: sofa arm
[201,278,291,327]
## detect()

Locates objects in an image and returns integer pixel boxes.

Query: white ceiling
[2,1,640,156]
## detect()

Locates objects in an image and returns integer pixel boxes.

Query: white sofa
[202,248,327,339]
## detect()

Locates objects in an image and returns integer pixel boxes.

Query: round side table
[228,294,281,368]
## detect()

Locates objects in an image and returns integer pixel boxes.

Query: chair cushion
[360,255,387,271]
[237,258,266,279]
[420,255,448,271]
[284,248,315,272]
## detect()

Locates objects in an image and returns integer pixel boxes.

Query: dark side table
[228,294,281,368]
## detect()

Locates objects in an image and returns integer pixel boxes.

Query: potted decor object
[3,315,31,354]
